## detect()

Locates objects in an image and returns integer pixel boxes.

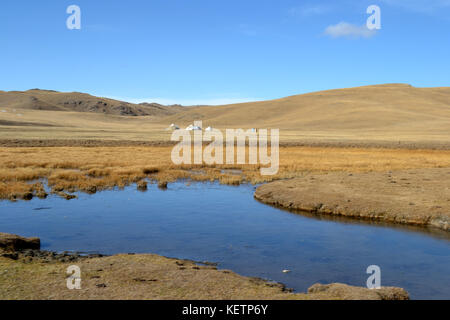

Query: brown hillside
[0,89,184,117]
[0,84,449,145]
[163,84,450,130]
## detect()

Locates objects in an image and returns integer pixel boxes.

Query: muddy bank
[0,233,408,300]
[255,168,450,231]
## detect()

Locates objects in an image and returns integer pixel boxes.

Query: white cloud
[324,22,377,39]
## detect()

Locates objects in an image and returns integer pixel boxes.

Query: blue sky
[1,0,449,105]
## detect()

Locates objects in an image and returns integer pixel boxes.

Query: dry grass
[0,254,306,300]
[0,249,409,300]
[255,168,450,230]
[1,146,450,201]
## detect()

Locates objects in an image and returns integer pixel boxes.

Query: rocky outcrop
[0,233,40,251]
[255,168,450,231]
[0,89,185,117]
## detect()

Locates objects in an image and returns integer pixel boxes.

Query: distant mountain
[0,89,185,117]
[138,102,185,116]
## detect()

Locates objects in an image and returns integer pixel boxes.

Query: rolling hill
[0,84,449,146]
[163,84,450,130]
[0,89,184,117]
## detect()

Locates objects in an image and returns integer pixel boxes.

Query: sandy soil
[255,168,450,231]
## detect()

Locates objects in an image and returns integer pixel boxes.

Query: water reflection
[0,182,449,299]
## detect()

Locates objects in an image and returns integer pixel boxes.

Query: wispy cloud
[380,0,450,13]
[237,24,258,37]
[324,22,377,39]
[289,5,331,17]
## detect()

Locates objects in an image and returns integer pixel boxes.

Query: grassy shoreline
[2,145,450,202]
[0,233,409,300]
[255,168,450,231]
[1,143,447,299]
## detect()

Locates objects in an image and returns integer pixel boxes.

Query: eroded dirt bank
[255,168,450,231]
[0,233,408,300]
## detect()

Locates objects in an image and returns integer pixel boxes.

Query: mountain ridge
[0,89,185,117]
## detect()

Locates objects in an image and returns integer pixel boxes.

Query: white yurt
[166,123,180,131]
[186,124,202,131]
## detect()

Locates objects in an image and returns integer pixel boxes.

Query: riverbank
[2,145,450,201]
[0,233,409,300]
[255,168,450,231]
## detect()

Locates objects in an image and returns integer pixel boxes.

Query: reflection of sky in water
[1,182,449,299]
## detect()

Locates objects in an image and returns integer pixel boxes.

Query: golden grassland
[1,145,450,201]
